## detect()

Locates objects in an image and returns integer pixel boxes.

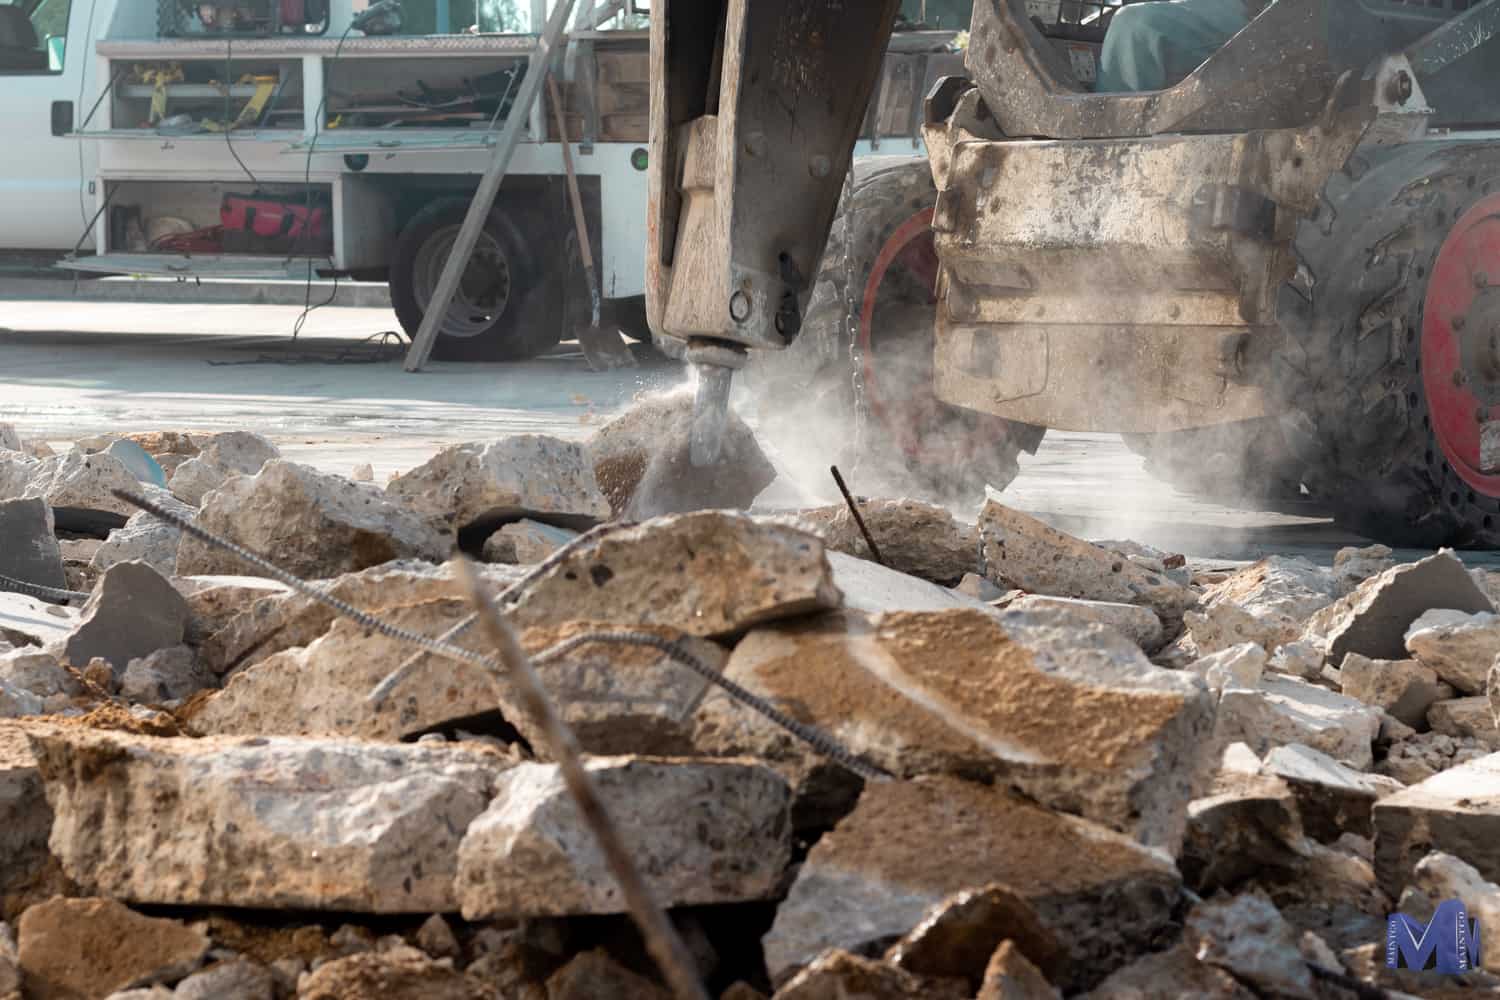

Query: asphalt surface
[1,300,1493,568]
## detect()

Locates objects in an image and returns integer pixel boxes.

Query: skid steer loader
[646,0,1500,547]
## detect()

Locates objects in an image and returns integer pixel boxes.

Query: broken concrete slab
[883,884,1063,989]
[1373,750,1500,895]
[1427,696,1500,748]
[480,519,577,565]
[176,461,450,579]
[187,597,501,742]
[166,432,280,506]
[91,506,188,577]
[586,389,774,520]
[1339,653,1451,729]
[0,649,78,703]
[388,435,610,531]
[0,593,76,649]
[120,646,211,704]
[1379,730,1492,785]
[17,897,209,1000]
[1333,544,1396,596]
[828,552,992,616]
[1404,608,1500,695]
[772,950,964,1000]
[1181,775,1305,895]
[21,449,140,517]
[762,776,1182,993]
[171,959,275,1000]
[167,575,290,642]
[796,499,978,586]
[1190,557,1337,655]
[1183,892,1314,999]
[0,452,33,504]
[1217,676,1382,771]
[1260,744,1400,841]
[30,727,510,912]
[53,562,188,672]
[1301,550,1494,664]
[0,499,64,591]
[694,607,1214,851]
[1409,852,1500,972]
[0,724,52,894]
[297,951,496,1000]
[506,512,842,638]
[195,560,511,676]
[455,757,790,919]
[1078,942,1255,999]
[975,941,1059,1000]
[977,501,1197,622]
[1268,641,1325,682]
[996,594,1164,652]
[0,426,19,453]
[514,622,726,756]
[544,949,671,1000]
[1187,642,1266,692]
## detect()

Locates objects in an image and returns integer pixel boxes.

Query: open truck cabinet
[0,0,966,359]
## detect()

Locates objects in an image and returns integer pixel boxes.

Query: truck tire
[391,198,563,362]
[1120,419,1308,508]
[741,158,1043,503]
[1272,140,1500,546]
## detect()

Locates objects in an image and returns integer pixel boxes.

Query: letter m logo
[1387,899,1483,974]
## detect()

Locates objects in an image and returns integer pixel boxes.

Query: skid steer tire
[391,199,563,363]
[1120,419,1308,508]
[1272,140,1500,547]
[739,158,1042,505]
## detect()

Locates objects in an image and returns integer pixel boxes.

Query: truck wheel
[1120,419,1308,507]
[1273,141,1500,546]
[742,158,1042,503]
[391,199,563,362]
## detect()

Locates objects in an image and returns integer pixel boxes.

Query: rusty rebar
[830,465,885,566]
[451,558,710,1000]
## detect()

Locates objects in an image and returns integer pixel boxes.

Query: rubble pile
[2,415,1500,998]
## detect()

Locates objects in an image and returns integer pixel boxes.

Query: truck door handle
[51,101,73,136]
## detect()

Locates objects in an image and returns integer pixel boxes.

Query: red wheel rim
[1421,191,1500,497]
[858,207,998,464]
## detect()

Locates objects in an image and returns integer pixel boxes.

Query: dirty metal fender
[646,0,900,353]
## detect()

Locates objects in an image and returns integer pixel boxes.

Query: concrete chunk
[797,499,979,586]
[1339,653,1450,729]
[1260,744,1400,841]
[22,449,140,516]
[1183,893,1314,999]
[1187,642,1266,692]
[480,518,577,565]
[761,776,1181,994]
[586,389,774,520]
[829,552,992,615]
[387,434,610,530]
[30,727,509,912]
[18,898,209,1000]
[1217,676,1381,771]
[1373,750,1500,896]
[166,431,279,506]
[693,608,1214,851]
[977,501,1197,622]
[176,461,450,579]
[1409,852,1500,972]
[1405,608,1500,695]
[455,757,790,919]
[54,562,188,672]
[0,498,64,591]
[1301,551,1493,664]
[1427,696,1500,748]
[998,594,1164,652]
[1190,557,1337,655]
[507,511,842,638]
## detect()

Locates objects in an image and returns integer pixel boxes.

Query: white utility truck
[0,0,961,360]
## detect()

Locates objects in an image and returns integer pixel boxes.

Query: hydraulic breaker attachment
[646,0,900,465]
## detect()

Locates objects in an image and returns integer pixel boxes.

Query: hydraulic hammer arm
[646,0,900,464]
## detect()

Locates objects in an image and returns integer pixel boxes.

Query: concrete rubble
[0,418,1496,998]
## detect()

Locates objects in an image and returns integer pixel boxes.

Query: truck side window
[0,0,68,74]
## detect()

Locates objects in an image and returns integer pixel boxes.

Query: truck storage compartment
[108,57,304,133]
[103,179,332,257]
[323,54,526,130]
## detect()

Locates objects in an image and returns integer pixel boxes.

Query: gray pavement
[1,300,1493,568]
